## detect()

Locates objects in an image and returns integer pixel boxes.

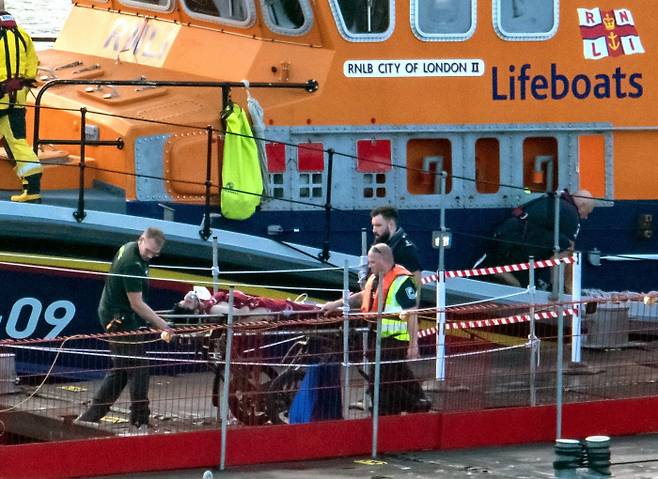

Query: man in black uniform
[370,206,422,288]
[482,189,595,288]
[76,227,173,431]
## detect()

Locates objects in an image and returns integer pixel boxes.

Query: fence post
[371,272,384,459]
[436,171,448,380]
[359,228,368,289]
[571,252,582,363]
[436,271,446,380]
[556,263,565,439]
[220,287,235,471]
[528,257,537,407]
[212,236,220,295]
[341,259,350,420]
[551,191,562,300]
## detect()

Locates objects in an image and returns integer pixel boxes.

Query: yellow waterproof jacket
[0,19,38,110]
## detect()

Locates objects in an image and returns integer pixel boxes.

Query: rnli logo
[577,8,645,60]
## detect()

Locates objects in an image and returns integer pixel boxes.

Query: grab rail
[32,78,319,236]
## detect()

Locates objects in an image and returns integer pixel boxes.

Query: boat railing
[31,78,319,237]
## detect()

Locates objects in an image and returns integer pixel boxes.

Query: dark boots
[10,173,41,203]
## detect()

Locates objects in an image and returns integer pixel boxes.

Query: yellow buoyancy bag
[221,104,263,220]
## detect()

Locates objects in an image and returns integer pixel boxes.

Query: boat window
[407,139,452,194]
[181,0,256,26]
[260,0,313,35]
[362,173,387,199]
[119,0,173,11]
[523,137,558,192]
[493,0,558,40]
[475,138,499,193]
[411,0,476,41]
[298,173,324,198]
[270,173,286,198]
[330,0,394,41]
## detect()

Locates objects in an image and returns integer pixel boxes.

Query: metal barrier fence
[2,293,658,456]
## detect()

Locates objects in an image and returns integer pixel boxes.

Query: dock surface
[83,432,658,478]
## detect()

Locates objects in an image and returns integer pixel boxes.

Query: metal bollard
[553,438,583,478]
[584,435,612,477]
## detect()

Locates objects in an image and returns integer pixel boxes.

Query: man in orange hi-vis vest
[323,243,431,414]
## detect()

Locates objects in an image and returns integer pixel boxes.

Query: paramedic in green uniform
[76,227,173,430]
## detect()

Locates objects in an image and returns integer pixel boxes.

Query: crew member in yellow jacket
[0,6,42,203]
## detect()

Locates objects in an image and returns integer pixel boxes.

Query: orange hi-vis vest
[361,264,413,341]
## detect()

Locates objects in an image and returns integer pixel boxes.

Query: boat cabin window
[182,0,255,26]
[362,173,387,199]
[523,137,558,192]
[119,0,173,11]
[411,0,476,41]
[407,139,453,195]
[330,0,394,41]
[494,0,558,40]
[260,0,313,35]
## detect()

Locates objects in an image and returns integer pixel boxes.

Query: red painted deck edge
[3,397,658,479]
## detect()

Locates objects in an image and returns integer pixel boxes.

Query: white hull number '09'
[0,298,76,340]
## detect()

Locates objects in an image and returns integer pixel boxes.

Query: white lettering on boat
[103,19,179,65]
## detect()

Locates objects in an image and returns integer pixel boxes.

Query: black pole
[199,125,214,241]
[73,107,87,223]
[216,86,232,232]
[320,148,334,262]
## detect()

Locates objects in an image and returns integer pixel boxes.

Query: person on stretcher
[171,287,320,322]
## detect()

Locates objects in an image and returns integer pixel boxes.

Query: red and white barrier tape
[421,255,576,285]
[418,307,578,337]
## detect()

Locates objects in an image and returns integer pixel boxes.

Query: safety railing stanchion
[319,148,334,262]
[551,190,562,299]
[341,259,350,420]
[528,257,538,407]
[371,272,384,459]
[362,328,369,408]
[359,228,368,288]
[212,236,220,294]
[571,252,582,363]
[436,170,448,380]
[556,264,565,439]
[436,271,446,380]
[220,287,235,471]
[73,107,87,223]
[200,125,214,241]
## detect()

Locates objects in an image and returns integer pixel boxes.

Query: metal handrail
[31,78,319,238]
